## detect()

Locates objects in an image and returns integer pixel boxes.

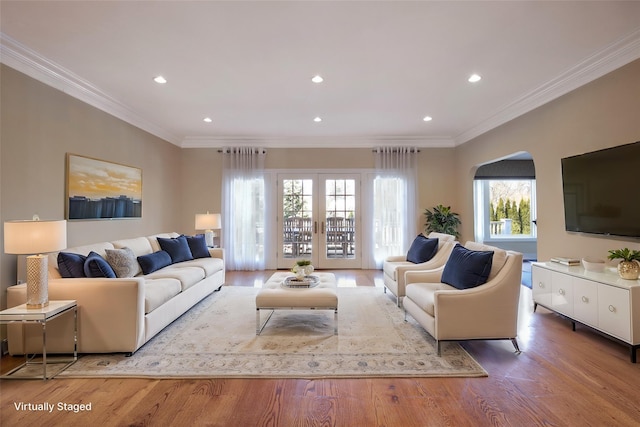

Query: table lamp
[195,212,221,247]
[4,217,67,308]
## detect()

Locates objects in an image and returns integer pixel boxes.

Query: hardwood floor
[2,269,639,426]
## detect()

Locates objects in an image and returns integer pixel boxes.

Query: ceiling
[1,1,640,149]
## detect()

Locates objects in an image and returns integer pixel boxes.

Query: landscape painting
[66,154,142,220]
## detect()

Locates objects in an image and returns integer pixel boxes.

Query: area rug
[60,286,487,379]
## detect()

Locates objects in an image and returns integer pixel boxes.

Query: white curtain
[221,147,268,270]
[372,147,418,267]
[473,180,487,243]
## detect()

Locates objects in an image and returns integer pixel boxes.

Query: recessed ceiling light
[153,75,167,84]
[314,117,322,122]
[468,74,482,83]
[312,75,324,83]
[203,117,212,123]
[423,116,433,122]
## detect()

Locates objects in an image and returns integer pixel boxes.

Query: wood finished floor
[1,269,640,426]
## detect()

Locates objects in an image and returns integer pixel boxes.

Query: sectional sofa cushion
[105,247,138,278]
[441,243,493,290]
[406,235,439,264]
[57,252,87,278]
[146,266,206,291]
[138,251,173,275]
[84,251,117,278]
[143,278,182,314]
[181,257,224,276]
[158,235,194,263]
[186,235,211,259]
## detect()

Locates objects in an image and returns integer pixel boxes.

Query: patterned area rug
[60,286,487,378]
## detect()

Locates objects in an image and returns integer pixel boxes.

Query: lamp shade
[195,213,221,230]
[4,219,67,255]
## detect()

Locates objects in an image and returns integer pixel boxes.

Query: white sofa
[382,232,457,306]
[7,232,225,355]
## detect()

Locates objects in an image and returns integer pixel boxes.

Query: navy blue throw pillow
[406,235,439,264]
[138,251,173,275]
[84,251,117,278]
[57,252,87,278]
[157,235,194,263]
[441,244,494,290]
[186,235,211,259]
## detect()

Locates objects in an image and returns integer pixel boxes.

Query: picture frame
[66,153,142,220]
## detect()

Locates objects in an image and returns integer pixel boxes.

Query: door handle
[314,221,318,234]
[321,221,325,234]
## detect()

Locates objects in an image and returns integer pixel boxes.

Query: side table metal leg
[42,320,47,380]
[73,306,78,362]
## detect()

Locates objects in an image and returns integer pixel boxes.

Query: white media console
[532,262,640,363]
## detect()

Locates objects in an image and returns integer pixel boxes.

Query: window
[474,179,537,242]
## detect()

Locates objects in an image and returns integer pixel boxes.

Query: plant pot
[617,260,640,280]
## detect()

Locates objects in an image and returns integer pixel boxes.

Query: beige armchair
[383,232,456,306]
[403,241,523,355]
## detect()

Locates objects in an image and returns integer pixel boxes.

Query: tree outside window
[489,180,533,236]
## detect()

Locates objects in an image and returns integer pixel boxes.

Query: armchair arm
[385,255,407,262]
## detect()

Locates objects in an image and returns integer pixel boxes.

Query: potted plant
[424,204,461,238]
[607,248,640,280]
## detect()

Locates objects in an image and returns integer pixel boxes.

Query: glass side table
[0,300,78,380]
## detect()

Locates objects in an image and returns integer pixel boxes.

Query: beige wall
[0,65,184,310]
[454,59,640,261]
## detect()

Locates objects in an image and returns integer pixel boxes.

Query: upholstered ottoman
[256,272,338,335]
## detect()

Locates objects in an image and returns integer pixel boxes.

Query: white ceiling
[1,1,640,149]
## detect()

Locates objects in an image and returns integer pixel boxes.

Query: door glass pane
[282,179,313,260]
[325,179,356,259]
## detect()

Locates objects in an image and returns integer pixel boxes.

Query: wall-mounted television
[561,141,640,238]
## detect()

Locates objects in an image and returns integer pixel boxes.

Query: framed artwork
[66,153,142,220]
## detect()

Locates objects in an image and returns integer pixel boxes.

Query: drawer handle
[537,282,545,288]
[558,289,565,296]
[608,305,616,313]
[581,296,589,303]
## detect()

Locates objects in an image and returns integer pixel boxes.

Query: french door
[277,173,361,269]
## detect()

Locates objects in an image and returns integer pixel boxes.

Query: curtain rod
[217,148,266,154]
[372,148,420,153]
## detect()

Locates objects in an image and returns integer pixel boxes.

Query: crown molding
[455,28,640,146]
[180,135,456,149]
[0,33,181,146]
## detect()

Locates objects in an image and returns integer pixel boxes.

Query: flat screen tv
[561,141,640,238]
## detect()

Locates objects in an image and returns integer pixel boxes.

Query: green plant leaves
[607,248,640,262]
[424,204,461,238]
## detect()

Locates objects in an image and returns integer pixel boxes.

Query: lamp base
[26,254,49,309]
[204,230,215,247]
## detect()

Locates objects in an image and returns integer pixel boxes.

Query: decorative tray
[282,275,320,288]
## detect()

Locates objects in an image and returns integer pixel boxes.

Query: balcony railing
[490,219,512,235]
